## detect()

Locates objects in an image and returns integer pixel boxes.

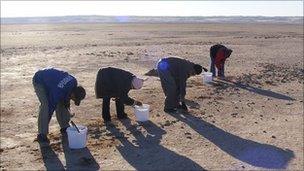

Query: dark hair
[72,86,86,106]
[193,64,203,75]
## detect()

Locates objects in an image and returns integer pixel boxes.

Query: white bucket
[66,125,88,149]
[134,104,150,122]
[203,72,213,84]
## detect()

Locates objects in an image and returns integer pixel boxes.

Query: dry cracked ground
[1,23,303,170]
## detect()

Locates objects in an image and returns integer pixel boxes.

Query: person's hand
[134,100,143,106]
[202,67,208,72]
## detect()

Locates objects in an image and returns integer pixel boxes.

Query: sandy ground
[0,23,303,170]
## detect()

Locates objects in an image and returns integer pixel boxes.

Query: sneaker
[164,108,177,114]
[36,134,50,144]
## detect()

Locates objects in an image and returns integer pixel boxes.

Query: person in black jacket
[157,57,205,113]
[95,67,143,123]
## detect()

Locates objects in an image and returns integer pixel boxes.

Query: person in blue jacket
[32,68,86,143]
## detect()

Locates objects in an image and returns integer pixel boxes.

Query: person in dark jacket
[95,67,143,123]
[157,57,205,113]
[210,44,233,78]
[32,68,86,143]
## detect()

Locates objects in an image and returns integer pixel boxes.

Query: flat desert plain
[1,23,303,170]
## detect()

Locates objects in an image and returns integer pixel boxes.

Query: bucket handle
[70,120,81,133]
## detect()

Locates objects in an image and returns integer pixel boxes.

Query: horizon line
[2,15,303,19]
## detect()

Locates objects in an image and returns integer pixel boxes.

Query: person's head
[191,64,203,76]
[131,77,144,90]
[225,48,233,58]
[70,86,86,106]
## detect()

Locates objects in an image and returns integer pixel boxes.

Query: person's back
[158,57,194,81]
[95,67,134,98]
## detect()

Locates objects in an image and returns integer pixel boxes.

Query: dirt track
[1,23,303,170]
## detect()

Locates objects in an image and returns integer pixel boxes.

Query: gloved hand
[203,67,208,72]
[134,100,143,106]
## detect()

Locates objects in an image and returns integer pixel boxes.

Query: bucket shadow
[213,79,295,101]
[167,111,295,169]
[38,142,65,170]
[106,119,205,170]
[61,134,100,171]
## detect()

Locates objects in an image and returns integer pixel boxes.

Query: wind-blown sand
[1,23,303,170]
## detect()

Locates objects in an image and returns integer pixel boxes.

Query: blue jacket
[33,68,77,115]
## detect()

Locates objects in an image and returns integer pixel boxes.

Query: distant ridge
[1,16,303,24]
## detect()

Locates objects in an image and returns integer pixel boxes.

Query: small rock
[254,121,258,124]
[285,119,288,121]
[186,136,192,139]
[241,166,245,169]
[126,52,134,55]
[185,132,191,136]
[181,126,184,129]
[271,135,276,139]
[286,103,293,105]
[263,131,267,133]
[260,115,263,117]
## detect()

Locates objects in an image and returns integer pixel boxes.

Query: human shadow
[61,134,100,171]
[38,142,65,170]
[213,79,295,101]
[167,111,295,169]
[106,119,205,170]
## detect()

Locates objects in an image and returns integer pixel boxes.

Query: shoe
[36,134,50,144]
[60,127,69,134]
[164,108,177,113]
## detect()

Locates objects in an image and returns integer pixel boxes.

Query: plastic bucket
[134,104,150,122]
[203,72,213,84]
[66,125,88,149]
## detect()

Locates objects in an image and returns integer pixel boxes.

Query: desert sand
[0,23,303,170]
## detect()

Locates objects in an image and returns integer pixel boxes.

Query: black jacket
[95,67,135,105]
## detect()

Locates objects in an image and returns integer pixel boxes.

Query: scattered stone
[260,115,263,117]
[231,113,238,117]
[164,121,171,126]
[211,120,216,123]
[285,119,288,121]
[186,136,192,139]
[241,166,245,169]
[271,135,276,139]
[272,118,275,120]
[254,121,258,124]
[126,51,134,55]
[181,126,184,129]
[156,114,160,117]
[263,131,267,133]
[286,103,293,105]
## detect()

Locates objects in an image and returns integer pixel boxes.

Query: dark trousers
[102,97,126,121]
[157,66,180,110]
[210,57,225,77]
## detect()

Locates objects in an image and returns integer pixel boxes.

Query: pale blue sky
[1,1,303,18]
